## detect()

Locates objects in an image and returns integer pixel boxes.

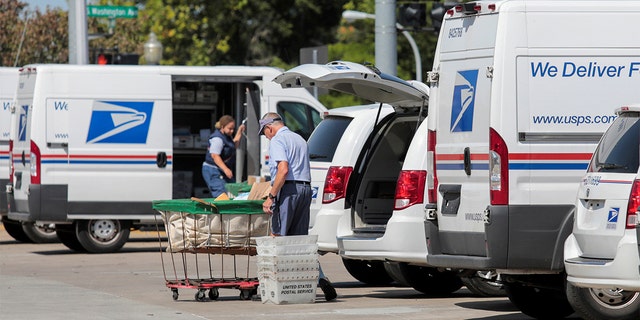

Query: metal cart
[152,198,269,301]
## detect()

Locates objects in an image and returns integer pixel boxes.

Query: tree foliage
[0,0,68,66]
[0,0,441,109]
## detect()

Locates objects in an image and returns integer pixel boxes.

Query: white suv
[564,105,640,320]
[306,104,396,285]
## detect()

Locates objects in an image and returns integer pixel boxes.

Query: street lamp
[144,32,163,65]
[342,10,422,82]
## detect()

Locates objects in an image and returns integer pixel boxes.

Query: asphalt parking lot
[0,228,582,320]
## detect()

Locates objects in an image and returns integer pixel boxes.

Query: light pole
[144,32,163,65]
[342,10,422,82]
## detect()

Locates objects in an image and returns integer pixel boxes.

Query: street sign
[87,5,138,19]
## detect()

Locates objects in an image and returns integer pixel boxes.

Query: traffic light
[97,53,113,65]
[398,3,426,29]
[431,2,458,32]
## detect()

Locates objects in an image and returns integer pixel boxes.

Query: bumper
[337,206,429,265]
[426,204,574,272]
[565,233,640,291]
[309,207,344,253]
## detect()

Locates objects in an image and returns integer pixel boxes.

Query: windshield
[589,113,640,173]
[307,116,352,162]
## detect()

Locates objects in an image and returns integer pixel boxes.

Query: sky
[25,0,69,11]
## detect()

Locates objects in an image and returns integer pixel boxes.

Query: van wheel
[461,271,505,297]
[75,219,130,253]
[389,263,462,295]
[504,282,574,319]
[22,222,59,243]
[55,224,87,252]
[567,282,640,320]
[383,262,411,286]
[2,217,33,243]
[341,258,394,285]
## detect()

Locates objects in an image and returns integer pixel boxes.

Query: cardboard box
[248,182,271,200]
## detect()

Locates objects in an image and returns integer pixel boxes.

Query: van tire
[75,220,130,253]
[566,282,640,320]
[383,262,411,286]
[391,263,462,296]
[504,282,574,319]
[461,271,505,297]
[341,258,394,285]
[22,222,58,243]
[2,217,33,243]
[55,224,87,252]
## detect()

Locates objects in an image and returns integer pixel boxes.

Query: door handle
[156,152,167,168]
[464,147,471,176]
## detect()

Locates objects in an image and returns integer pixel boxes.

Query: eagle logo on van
[86,101,154,144]
[450,69,479,132]
[18,105,29,141]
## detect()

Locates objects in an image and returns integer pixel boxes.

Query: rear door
[432,14,497,255]
[573,112,640,259]
[10,69,36,205]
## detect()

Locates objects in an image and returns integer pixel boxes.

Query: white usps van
[6,64,325,253]
[425,1,640,318]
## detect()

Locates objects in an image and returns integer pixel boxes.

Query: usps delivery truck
[6,64,325,253]
[424,1,640,318]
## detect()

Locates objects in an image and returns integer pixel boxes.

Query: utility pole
[68,0,89,64]
[375,0,397,76]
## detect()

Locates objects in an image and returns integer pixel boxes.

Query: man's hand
[262,198,273,214]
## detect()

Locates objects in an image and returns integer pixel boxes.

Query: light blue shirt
[268,127,311,183]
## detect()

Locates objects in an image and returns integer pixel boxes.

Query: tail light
[30,140,40,184]
[427,129,438,203]
[394,170,426,210]
[322,166,353,204]
[625,179,640,229]
[489,128,508,205]
[8,140,13,183]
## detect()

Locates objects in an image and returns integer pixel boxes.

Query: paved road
[0,228,582,320]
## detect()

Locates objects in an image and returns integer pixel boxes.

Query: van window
[277,101,322,140]
[589,113,640,174]
[307,116,352,163]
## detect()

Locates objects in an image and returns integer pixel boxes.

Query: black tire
[55,224,87,252]
[22,222,59,243]
[504,282,574,319]
[209,288,219,300]
[341,258,394,285]
[2,217,33,243]
[393,263,462,295]
[566,282,640,320]
[75,220,130,253]
[383,262,411,286]
[461,271,505,297]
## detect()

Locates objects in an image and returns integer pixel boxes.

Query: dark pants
[270,183,312,236]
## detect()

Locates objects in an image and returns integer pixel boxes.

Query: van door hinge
[425,203,437,221]
[427,71,439,85]
[486,66,494,79]
[10,104,15,113]
[483,206,490,224]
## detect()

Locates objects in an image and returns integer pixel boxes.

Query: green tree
[0,0,68,66]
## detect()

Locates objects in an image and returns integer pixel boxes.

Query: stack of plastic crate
[255,235,319,304]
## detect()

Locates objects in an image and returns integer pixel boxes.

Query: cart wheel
[171,289,179,301]
[208,288,219,300]
[240,289,252,300]
[195,289,207,302]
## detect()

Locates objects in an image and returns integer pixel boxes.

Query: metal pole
[375,0,397,76]
[68,0,89,64]
[397,24,422,82]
